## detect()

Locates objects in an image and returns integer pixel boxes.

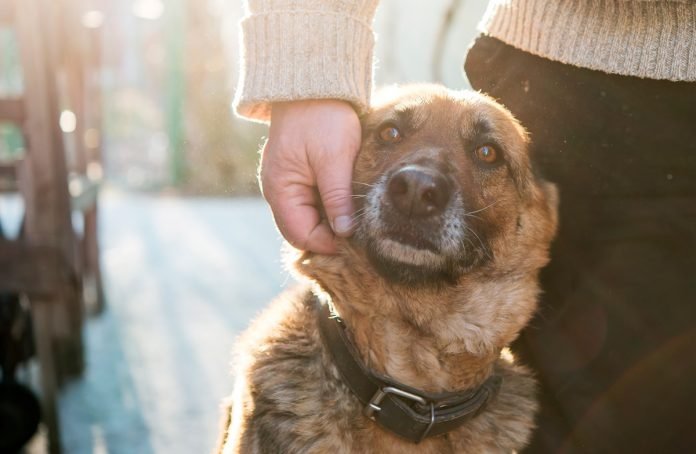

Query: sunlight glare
[60,110,77,133]
[132,0,165,20]
[81,10,105,29]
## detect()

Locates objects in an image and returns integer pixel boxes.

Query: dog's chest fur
[221,290,537,454]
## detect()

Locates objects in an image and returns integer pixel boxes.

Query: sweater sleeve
[234,0,380,122]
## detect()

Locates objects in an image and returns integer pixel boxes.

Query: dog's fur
[217,85,558,453]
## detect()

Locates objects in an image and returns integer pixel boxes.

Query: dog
[217,84,558,453]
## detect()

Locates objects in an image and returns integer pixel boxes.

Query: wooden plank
[82,204,105,313]
[0,240,69,294]
[15,0,75,259]
[0,165,102,203]
[0,98,25,124]
[0,163,17,178]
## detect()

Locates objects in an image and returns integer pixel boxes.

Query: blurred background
[0,0,487,452]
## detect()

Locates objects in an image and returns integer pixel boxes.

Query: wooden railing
[0,0,104,452]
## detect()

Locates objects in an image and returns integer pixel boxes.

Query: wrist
[271,99,357,119]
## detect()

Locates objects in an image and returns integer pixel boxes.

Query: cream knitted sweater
[235,0,696,122]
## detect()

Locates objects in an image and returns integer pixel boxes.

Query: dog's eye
[474,145,498,164]
[378,125,402,143]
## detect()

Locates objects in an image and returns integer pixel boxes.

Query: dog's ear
[525,145,559,240]
[521,178,559,248]
[538,180,559,241]
[501,119,536,198]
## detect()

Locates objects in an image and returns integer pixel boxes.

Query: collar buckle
[364,386,427,419]
[364,386,436,442]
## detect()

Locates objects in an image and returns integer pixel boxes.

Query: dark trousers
[465,36,696,453]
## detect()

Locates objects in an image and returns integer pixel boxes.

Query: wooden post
[12,0,84,450]
[30,300,62,454]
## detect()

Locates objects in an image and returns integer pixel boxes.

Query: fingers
[314,144,357,237]
[267,184,338,254]
[260,141,338,254]
[261,99,361,254]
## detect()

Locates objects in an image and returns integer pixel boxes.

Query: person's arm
[235,0,380,253]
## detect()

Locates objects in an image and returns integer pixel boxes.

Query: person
[234,1,696,452]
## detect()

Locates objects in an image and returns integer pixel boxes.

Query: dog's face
[351,85,557,286]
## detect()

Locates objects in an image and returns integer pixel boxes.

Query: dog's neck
[294,243,541,394]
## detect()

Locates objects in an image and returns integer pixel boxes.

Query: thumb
[315,150,356,237]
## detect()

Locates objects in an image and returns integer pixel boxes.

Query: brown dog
[217,85,558,453]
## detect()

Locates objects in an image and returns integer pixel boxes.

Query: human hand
[260,99,361,254]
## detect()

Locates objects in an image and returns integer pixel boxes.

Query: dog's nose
[387,166,451,217]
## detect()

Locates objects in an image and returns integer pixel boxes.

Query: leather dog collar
[316,298,502,444]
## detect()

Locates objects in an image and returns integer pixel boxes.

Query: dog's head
[346,84,557,287]
[290,85,558,357]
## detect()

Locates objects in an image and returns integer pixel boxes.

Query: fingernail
[332,215,354,235]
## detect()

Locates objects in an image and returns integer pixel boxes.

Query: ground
[17,191,289,453]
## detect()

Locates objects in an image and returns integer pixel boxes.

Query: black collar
[316,298,502,444]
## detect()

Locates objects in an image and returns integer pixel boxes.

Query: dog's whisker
[350,212,369,223]
[352,181,376,188]
[352,214,366,220]
[465,226,492,261]
[352,207,368,215]
[463,236,477,252]
[463,213,484,222]
[465,200,499,216]
[349,208,368,218]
